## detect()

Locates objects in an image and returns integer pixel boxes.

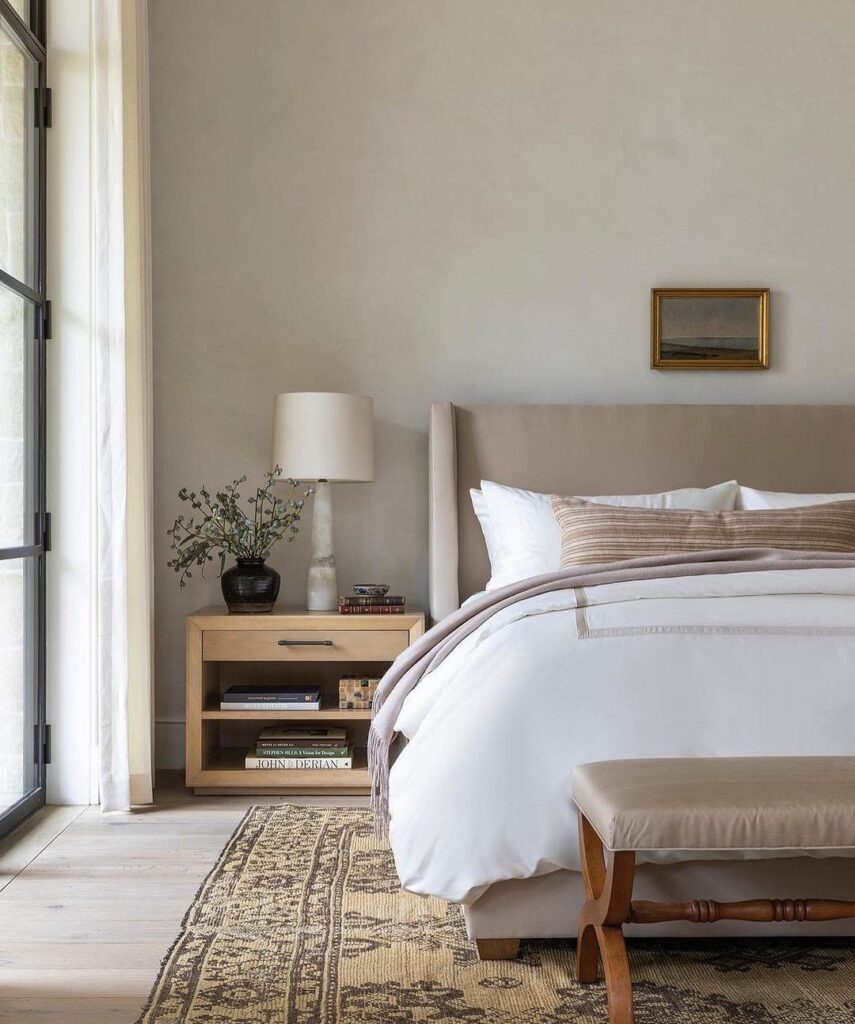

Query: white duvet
[387,568,855,904]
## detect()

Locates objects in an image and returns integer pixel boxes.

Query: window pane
[0,286,35,547]
[0,6,42,840]
[0,21,37,287]
[0,557,38,816]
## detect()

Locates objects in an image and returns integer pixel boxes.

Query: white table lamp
[271,392,374,611]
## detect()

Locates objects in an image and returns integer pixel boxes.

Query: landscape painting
[651,288,769,370]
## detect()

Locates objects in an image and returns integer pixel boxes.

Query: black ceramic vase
[221,559,280,613]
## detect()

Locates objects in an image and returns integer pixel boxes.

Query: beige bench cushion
[572,757,855,852]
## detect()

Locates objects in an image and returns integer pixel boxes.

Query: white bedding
[387,568,855,905]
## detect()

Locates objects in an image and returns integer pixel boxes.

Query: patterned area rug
[137,805,855,1023]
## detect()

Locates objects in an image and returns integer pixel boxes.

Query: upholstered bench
[571,757,855,1024]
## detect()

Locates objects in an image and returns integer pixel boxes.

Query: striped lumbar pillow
[550,496,855,567]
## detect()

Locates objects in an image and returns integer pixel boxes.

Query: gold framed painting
[651,288,770,370]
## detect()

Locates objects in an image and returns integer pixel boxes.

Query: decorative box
[339,675,379,710]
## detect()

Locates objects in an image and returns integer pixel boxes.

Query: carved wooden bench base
[577,813,637,1023]
[577,811,855,1024]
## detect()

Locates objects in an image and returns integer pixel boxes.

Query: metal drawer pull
[277,639,334,646]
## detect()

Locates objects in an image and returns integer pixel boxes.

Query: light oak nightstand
[185,607,425,795]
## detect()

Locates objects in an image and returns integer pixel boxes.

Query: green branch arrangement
[167,467,313,588]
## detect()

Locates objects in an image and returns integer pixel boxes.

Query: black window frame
[0,0,49,840]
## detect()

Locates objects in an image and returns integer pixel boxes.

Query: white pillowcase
[470,487,502,573]
[738,486,855,510]
[472,478,739,590]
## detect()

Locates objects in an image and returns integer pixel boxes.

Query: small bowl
[352,583,389,597]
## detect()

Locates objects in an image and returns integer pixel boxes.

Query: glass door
[0,0,47,839]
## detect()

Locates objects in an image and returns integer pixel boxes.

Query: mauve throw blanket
[369,549,855,832]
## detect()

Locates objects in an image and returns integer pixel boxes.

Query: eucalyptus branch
[167,466,313,587]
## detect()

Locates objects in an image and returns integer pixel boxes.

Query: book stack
[338,595,406,614]
[245,726,352,769]
[220,685,321,711]
[339,675,379,709]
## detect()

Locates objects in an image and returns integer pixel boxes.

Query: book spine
[339,595,405,606]
[222,702,322,711]
[337,604,405,614]
[245,756,353,770]
[221,694,319,702]
[255,746,349,757]
[258,733,346,741]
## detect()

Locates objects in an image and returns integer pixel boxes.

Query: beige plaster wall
[148,0,855,765]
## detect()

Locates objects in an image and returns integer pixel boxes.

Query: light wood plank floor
[0,772,365,1023]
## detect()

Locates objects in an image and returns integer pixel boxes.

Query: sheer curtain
[92,0,154,811]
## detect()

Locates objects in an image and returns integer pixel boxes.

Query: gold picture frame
[651,288,770,370]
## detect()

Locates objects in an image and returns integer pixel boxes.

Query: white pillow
[738,486,855,510]
[476,479,739,590]
[470,488,501,570]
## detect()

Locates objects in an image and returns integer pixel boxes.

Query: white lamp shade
[271,392,374,482]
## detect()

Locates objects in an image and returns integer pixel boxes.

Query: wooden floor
[0,772,366,1023]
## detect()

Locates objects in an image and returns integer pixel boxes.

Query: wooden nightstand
[185,607,425,795]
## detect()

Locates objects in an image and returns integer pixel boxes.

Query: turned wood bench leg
[577,811,636,1024]
[475,938,520,960]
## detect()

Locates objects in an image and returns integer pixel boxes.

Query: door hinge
[34,724,51,766]
[43,511,52,552]
[34,301,51,340]
[35,87,52,128]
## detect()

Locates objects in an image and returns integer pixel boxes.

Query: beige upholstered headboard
[429,403,855,620]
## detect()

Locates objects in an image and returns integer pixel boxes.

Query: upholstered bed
[429,403,855,620]
[392,403,855,943]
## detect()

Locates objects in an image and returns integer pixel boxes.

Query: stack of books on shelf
[220,685,321,711]
[338,595,406,614]
[245,726,352,769]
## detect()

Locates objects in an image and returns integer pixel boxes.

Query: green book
[255,745,350,758]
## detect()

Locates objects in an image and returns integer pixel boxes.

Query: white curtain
[92,0,154,811]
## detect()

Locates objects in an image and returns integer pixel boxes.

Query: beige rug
[137,805,855,1023]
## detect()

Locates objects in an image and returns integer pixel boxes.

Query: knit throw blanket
[369,549,855,833]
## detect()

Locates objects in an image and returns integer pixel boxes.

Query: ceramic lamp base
[307,480,338,611]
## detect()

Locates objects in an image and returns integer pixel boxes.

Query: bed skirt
[463,857,855,940]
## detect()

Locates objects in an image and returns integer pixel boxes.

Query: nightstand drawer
[202,628,408,662]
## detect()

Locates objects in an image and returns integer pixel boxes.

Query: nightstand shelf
[186,606,424,795]
[196,747,371,795]
[201,705,373,721]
